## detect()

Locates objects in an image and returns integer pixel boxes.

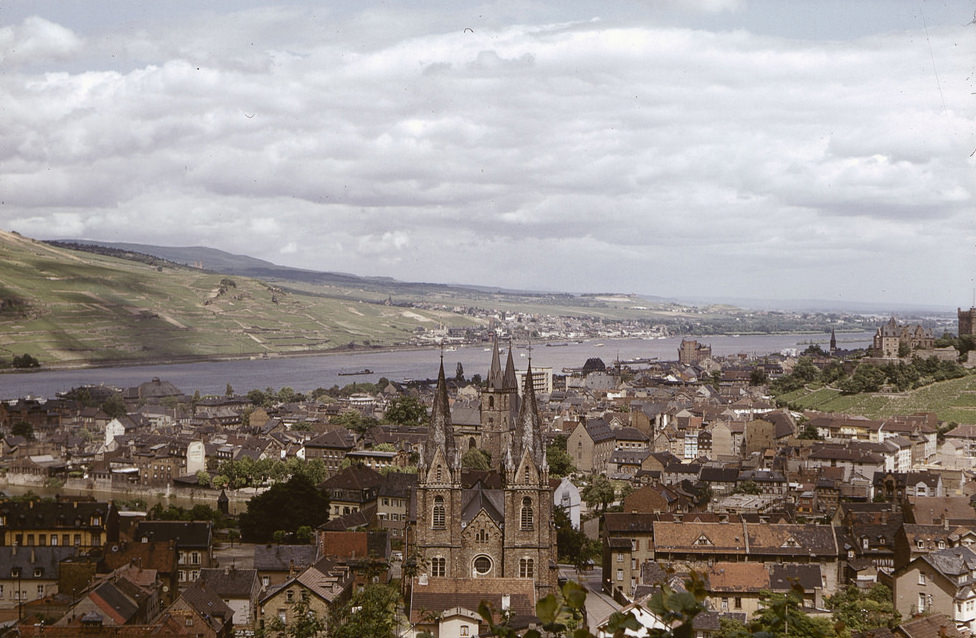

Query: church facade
[410,343,558,598]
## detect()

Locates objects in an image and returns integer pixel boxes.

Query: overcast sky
[1,1,973,308]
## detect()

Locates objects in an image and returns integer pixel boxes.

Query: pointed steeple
[501,341,518,391]
[487,338,503,390]
[829,329,837,353]
[510,360,544,471]
[422,356,456,468]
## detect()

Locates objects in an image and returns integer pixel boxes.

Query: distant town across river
[1,332,874,399]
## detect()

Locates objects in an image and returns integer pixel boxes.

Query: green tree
[11,353,40,368]
[328,584,399,638]
[581,475,615,514]
[734,480,761,495]
[226,383,234,397]
[265,596,327,637]
[797,424,822,440]
[101,394,127,419]
[383,396,427,426]
[554,507,599,571]
[546,445,576,478]
[826,584,900,633]
[10,420,34,440]
[461,447,491,470]
[196,470,212,487]
[239,474,330,543]
[749,589,836,638]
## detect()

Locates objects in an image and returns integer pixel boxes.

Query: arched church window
[489,396,495,409]
[432,496,445,529]
[519,558,534,578]
[473,555,492,576]
[469,437,477,450]
[520,497,533,530]
[476,528,488,543]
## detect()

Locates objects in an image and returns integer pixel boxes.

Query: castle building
[872,317,935,359]
[410,350,558,599]
[960,307,976,337]
[678,339,711,365]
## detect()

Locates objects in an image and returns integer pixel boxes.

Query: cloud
[0,5,973,306]
[0,16,82,66]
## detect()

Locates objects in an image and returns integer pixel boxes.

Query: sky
[1,1,974,308]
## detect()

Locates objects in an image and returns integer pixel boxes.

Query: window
[616,569,623,582]
[286,589,294,603]
[436,465,443,482]
[73,534,81,546]
[36,585,43,597]
[432,497,446,529]
[519,558,534,578]
[473,556,492,576]
[262,576,270,587]
[616,553,623,563]
[721,598,729,611]
[520,498,533,531]
[461,626,470,637]
[632,539,639,551]
[430,557,446,577]
[918,593,926,613]
[916,539,924,549]
[191,552,200,565]
[38,535,46,546]
[734,597,742,610]
[939,541,946,549]
[477,528,488,543]
[918,572,926,585]
[26,534,34,546]
[33,568,41,578]
[50,536,57,546]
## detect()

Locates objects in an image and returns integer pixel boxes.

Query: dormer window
[694,534,713,546]
[939,541,946,549]
[10,568,20,578]
[917,540,924,549]
[91,517,101,527]
[33,568,41,578]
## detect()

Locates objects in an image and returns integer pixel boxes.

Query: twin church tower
[411,340,558,596]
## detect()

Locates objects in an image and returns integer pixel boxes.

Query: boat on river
[338,368,373,376]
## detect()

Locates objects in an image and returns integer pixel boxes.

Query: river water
[0,332,874,399]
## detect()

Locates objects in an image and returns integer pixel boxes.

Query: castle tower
[481,339,519,468]
[960,307,976,337]
[415,357,463,578]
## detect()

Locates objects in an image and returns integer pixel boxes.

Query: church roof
[461,482,505,526]
[510,361,545,470]
[422,358,457,468]
[487,339,504,390]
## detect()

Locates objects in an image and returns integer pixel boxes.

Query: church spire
[422,356,456,468]
[510,360,544,471]
[501,340,518,391]
[829,328,837,353]
[487,338,503,390]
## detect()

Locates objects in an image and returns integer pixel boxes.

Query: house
[318,464,382,519]
[892,545,976,632]
[134,521,214,586]
[253,544,318,591]
[408,577,536,638]
[567,418,616,475]
[258,558,353,634]
[164,584,235,638]
[0,546,77,613]
[197,567,262,631]
[0,499,117,548]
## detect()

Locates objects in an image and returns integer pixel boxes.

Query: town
[0,309,974,638]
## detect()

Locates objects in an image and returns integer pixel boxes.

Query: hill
[0,230,478,367]
[777,375,976,424]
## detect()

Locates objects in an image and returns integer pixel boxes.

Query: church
[409,341,558,598]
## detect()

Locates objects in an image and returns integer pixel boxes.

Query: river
[0,332,874,399]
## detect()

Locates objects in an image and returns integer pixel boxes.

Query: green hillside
[777,374,976,424]
[0,230,478,367]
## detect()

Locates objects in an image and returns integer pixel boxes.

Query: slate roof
[461,483,505,526]
[179,584,233,632]
[897,614,964,638]
[90,581,139,624]
[197,568,260,598]
[0,500,112,530]
[0,546,77,580]
[253,544,318,572]
[769,563,822,591]
[409,578,535,624]
[920,545,976,581]
[135,520,211,549]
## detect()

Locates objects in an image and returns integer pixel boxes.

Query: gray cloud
[1,3,974,306]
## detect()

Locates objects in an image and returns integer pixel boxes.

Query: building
[0,500,117,549]
[516,367,553,396]
[678,339,711,365]
[959,307,976,337]
[480,340,520,467]
[410,355,558,600]
[893,545,976,632]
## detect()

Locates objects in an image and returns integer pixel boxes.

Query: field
[0,231,478,367]
[777,374,976,424]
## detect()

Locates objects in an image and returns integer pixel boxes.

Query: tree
[264,596,326,638]
[10,420,34,440]
[749,368,768,386]
[195,471,212,487]
[383,396,427,426]
[461,448,491,470]
[826,584,900,634]
[546,445,575,478]
[225,383,234,397]
[11,353,40,368]
[797,424,822,440]
[101,394,127,419]
[749,589,837,638]
[581,475,615,514]
[554,507,599,571]
[328,584,399,638]
[734,480,761,495]
[239,474,330,543]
